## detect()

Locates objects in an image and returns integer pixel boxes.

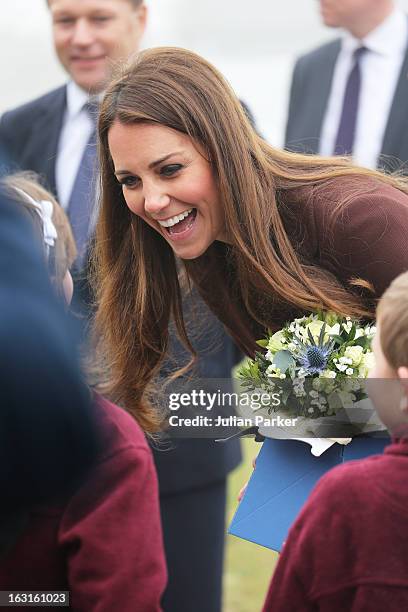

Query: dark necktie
[333,46,366,156]
[68,102,98,268]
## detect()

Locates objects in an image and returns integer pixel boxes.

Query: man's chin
[320,14,340,28]
[70,71,107,95]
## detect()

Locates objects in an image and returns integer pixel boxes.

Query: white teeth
[158,208,193,228]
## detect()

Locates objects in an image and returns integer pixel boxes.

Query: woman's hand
[237,457,256,502]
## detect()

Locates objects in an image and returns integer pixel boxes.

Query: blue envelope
[228,436,389,552]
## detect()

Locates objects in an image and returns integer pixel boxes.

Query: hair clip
[15,188,58,256]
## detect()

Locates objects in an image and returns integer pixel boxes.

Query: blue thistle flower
[296,323,334,375]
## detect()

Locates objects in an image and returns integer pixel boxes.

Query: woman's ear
[397,367,408,413]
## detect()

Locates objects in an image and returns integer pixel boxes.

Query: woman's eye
[119,176,140,189]
[160,164,182,177]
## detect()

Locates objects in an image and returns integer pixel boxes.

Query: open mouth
[165,208,197,236]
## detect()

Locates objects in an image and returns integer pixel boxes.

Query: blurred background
[3,0,408,146]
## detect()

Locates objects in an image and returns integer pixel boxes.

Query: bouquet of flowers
[238,312,376,419]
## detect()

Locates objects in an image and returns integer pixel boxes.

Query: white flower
[294,316,309,326]
[298,320,340,344]
[266,330,286,354]
[358,351,375,377]
[293,326,305,340]
[266,364,279,377]
[294,374,306,397]
[266,364,287,379]
[344,345,364,367]
[313,376,336,394]
[344,378,362,392]
[319,369,336,379]
[329,323,341,336]
[311,395,328,412]
[312,378,322,391]
[338,390,356,408]
[346,368,354,376]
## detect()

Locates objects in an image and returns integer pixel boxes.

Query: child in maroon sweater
[263,272,408,612]
[0,175,167,611]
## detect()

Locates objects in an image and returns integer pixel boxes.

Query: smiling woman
[108,121,225,259]
[94,46,408,419]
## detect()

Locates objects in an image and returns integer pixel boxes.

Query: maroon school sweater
[0,394,167,612]
[263,436,408,611]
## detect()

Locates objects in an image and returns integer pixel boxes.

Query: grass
[223,438,279,612]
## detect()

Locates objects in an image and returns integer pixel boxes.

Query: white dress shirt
[319,8,408,168]
[56,81,95,210]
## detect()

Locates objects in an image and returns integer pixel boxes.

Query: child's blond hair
[377,271,408,369]
[2,172,77,296]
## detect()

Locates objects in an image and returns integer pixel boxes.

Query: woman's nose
[143,187,171,215]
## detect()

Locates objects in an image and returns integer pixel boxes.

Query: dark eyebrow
[148,152,183,169]
[115,152,183,176]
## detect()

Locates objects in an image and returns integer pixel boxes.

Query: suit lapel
[286,40,341,154]
[380,34,408,166]
[312,40,342,143]
[28,87,66,197]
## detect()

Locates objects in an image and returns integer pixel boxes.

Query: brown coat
[282,177,408,299]
[200,177,408,356]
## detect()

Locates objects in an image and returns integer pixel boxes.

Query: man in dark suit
[0,2,241,610]
[0,0,147,329]
[285,0,408,173]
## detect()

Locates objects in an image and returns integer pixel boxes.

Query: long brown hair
[94,46,408,417]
